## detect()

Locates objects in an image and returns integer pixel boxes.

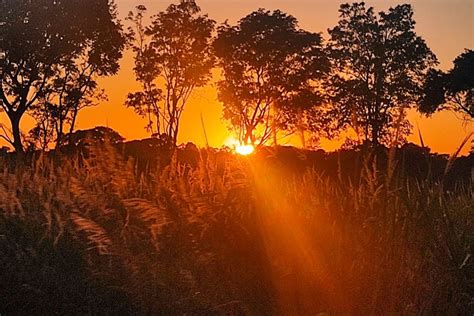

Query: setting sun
[235,144,255,156]
[224,136,255,155]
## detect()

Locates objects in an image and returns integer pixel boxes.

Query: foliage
[28,79,108,150]
[62,126,125,148]
[0,145,471,314]
[214,9,329,146]
[0,0,125,153]
[327,2,437,146]
[126,1,215,143]
[420,49,474,119]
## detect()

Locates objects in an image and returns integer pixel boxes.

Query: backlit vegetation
[0,143,471,313]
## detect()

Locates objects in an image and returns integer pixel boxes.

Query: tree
[420,49,474,120]
[63,126,124,149]
[327,2,437,147]
[214,9,329,146]
[0,0,125,153]
[126,0,215,144]
[28,65,109,150]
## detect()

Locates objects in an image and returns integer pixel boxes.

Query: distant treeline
[2,126,471,191]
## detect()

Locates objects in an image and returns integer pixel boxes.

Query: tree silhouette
[420,49,473,120]
[63,126,124,149]
[28,67,108,150]
[214,9,329,146]
[0,0,124,152]
[126,0,215,144]
[327,3,437,147]
[0,0,124,153]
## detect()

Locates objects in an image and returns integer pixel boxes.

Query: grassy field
[0,142,472,314]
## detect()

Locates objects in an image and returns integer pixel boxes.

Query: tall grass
[0,143,472,314]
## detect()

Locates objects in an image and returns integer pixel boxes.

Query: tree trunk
[243,126,255,146]
[272,109,278,148]
[371,124,380,147]
[173,120,179,144]
[273,124,278,147]
[10,114,23,153]
[300,126,306,149]
[56,123,63,149]
[69,106,79,136]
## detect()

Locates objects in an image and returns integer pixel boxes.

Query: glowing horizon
[1,0,472,154]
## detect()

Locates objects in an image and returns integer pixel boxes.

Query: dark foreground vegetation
[0,138,472,314]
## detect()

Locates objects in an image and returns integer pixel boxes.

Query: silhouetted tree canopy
[0,0,125,153]
[63,126,124,148]
[126,0,215,143]
[420,49,474,119]
[214,9,329,146]
[327,2,437,147]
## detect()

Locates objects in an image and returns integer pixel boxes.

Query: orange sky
[3,0,473,154]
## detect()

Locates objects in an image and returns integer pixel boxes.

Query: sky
[4,0,474,153]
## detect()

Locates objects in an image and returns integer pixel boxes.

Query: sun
[235,144,255,156]
[224,136,255,156]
